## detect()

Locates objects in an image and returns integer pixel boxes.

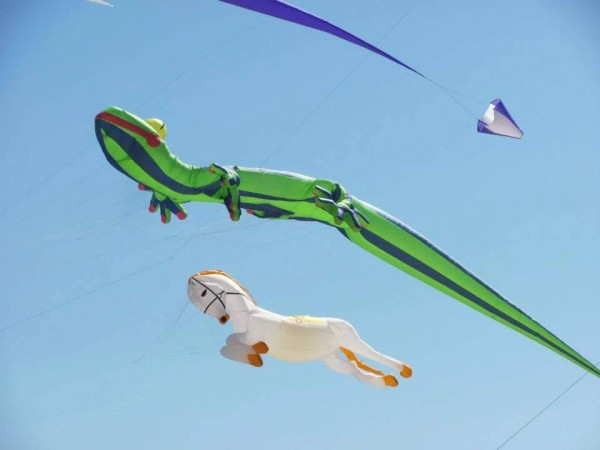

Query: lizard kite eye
[145,118,167,140]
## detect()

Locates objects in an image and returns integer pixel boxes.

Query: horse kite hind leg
[329,319,413,381]
[323,352,399,388]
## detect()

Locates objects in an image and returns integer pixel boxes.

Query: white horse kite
[188,270,412,388]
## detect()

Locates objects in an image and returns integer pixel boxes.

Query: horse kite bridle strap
[191,278,226,314]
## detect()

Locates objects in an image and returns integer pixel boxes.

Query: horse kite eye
[201,289,207,297]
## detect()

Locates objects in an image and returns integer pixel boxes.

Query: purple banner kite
[220,0,424,77]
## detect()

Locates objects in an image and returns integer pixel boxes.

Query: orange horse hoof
[400,364,413,378]
[247,354,263,367]
[252,341,269,354]
[383,375,398,387]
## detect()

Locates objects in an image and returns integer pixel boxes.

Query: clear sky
[1,1,599,449]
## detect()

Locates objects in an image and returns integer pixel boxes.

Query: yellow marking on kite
[286,315,326,324]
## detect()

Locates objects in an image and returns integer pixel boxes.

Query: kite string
[384,3,487,118]
[0,205,244,333]
[439,85,488,105]
[379,0,422,42]
[134,17,260,110]
[369,0,486,119]
[261,0,422,165]
[495,361,600,449]
[129,298,190,365]
[0,200,275,335]
[426,78,480,121]
[0,257,170,333]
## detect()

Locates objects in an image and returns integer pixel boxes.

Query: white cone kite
[478,99,523,139]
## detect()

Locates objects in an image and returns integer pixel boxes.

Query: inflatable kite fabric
[188,270,412,388]
[95,106,598,377]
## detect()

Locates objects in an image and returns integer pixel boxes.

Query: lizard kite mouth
[95,111,162,148]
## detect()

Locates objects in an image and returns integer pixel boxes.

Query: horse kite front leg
[331,319,413,379]
[220,333,269,368]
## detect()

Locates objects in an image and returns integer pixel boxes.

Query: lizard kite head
[94,106,234,224]
[94,106,175,186]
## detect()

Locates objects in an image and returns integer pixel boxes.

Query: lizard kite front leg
[138,183,188,224]
[137,163,242,224]
[208,163,241,221]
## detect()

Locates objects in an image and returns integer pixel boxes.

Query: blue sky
[1,0,599,449]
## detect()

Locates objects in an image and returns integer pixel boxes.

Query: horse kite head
[187,270,256,325]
